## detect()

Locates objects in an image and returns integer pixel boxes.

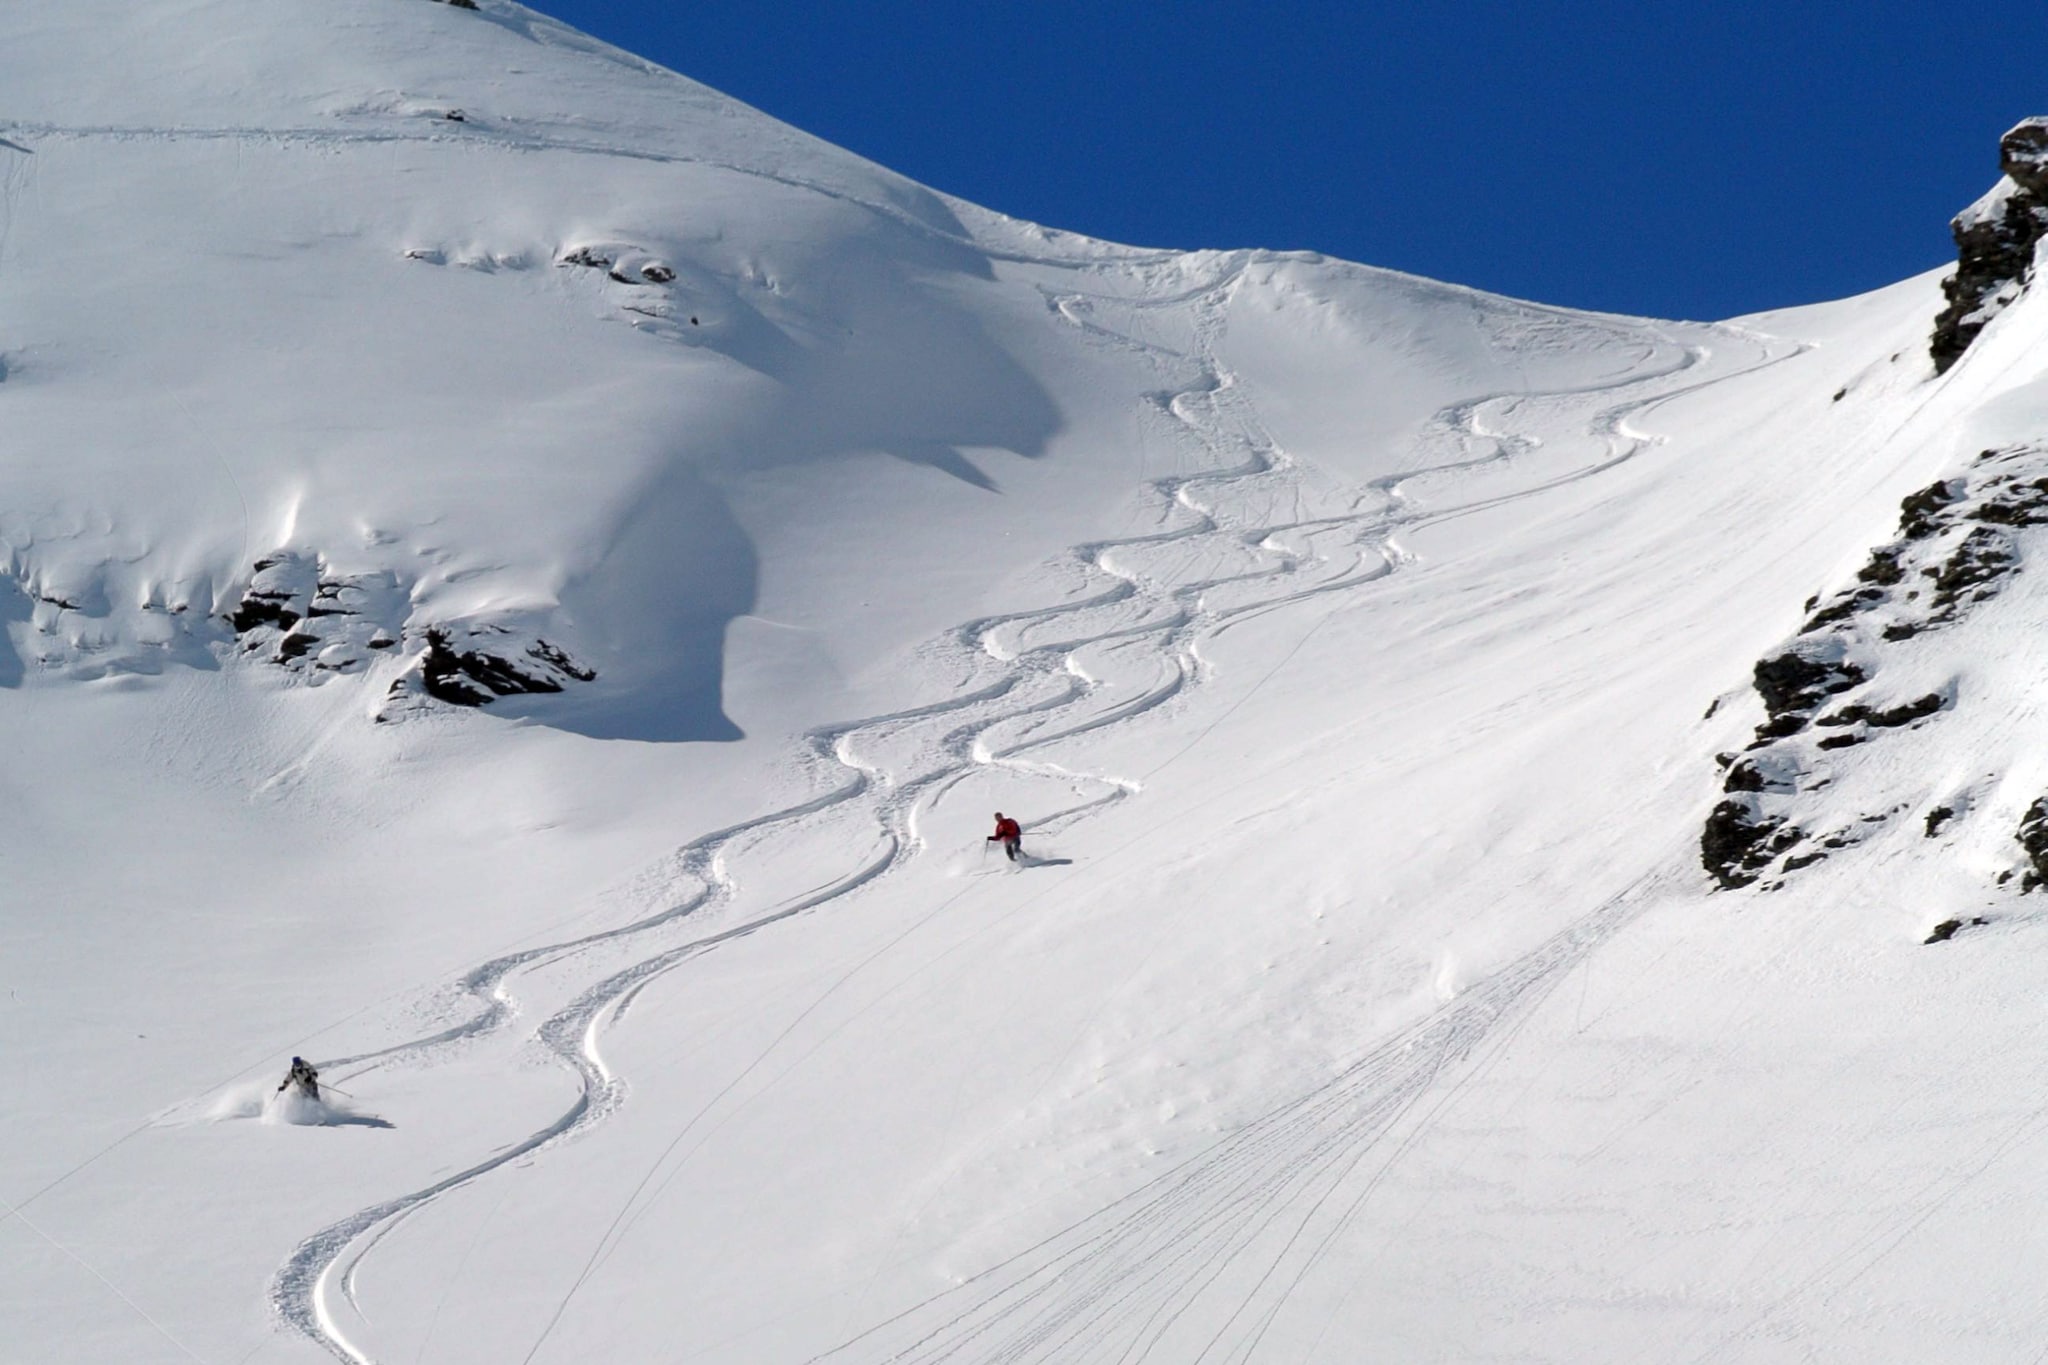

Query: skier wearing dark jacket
[279,1056,319,1099]
[988,813,1023,861]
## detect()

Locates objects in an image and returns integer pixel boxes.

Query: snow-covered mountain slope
[8,4,2048,1363]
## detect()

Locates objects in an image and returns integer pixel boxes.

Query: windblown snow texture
[10,5,2048,1365]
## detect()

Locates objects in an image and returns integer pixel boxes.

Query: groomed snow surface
[7,3,2048,1362]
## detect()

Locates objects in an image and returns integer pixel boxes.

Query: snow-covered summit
[3,0,1084,734]
[3,0,1661,740]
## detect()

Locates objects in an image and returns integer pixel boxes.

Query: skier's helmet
[292,1056,305,1066]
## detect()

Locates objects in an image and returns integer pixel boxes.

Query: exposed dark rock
[1747,714,1809,746]
[416,627,595,708]
[1723,758,1769,793]
[229,596,299,633]
[1819,693,1946,729]
[1802,452,2048,644]
[420,629,527,705]
[1782,850,1828,873]
[561,247,678,291]
[1702,797,1800,890]
[528,638,597,682]
[1924,916,1990,944]
[1972,477,2048,525]
[1754,647,1866,721]
[1928,526,2018,607]
[1932,118,2048,373]
[1863,693,1948,727]
[226,553,410,677]
[2018,797,2048,891]
[1855,548,1905,587]
[228,555,314,638]
[224,553,598,718]
[1898,479,1964,539]
[1699,447,2048,889]
[305,581,359,618]
[1801,586,1885,632]
[1925,804,1956,837]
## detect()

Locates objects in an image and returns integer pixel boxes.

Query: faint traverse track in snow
[809,870,1683,1365]
[4,120,1188,277]
[265,246,1802,1363]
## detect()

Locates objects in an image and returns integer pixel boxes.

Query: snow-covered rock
[1930,117,2048,372]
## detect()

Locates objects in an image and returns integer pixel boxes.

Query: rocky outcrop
[1701,798,1801,890]
[1931,118,2048,374]
[556,243,679,288]
[408,626,595,708]
[2017,798,2048,892]
[223,550,596,716]
[1698,445,2048,888]
[223,553,404,678]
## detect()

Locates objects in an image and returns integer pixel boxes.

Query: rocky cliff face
[1702,444,2048,892]
[1930,118,2048,373]
[1704,119,2048,897]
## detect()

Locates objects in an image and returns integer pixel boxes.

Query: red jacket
[991,817,1021,842]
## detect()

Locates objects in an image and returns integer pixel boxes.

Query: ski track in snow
[809,869,1682,1365]
[261,248,1803,1362]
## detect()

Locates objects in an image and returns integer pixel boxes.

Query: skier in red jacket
[988,812,1023,861]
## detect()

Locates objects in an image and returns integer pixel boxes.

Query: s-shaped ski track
[266,256,1802,1363]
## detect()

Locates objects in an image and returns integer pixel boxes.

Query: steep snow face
[12,5,2048,1365]
[1,0,1074,735]
[1708,267,2048,897]
[0,1,1685,741]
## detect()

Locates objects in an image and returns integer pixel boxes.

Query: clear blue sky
[538,1,2041,320]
